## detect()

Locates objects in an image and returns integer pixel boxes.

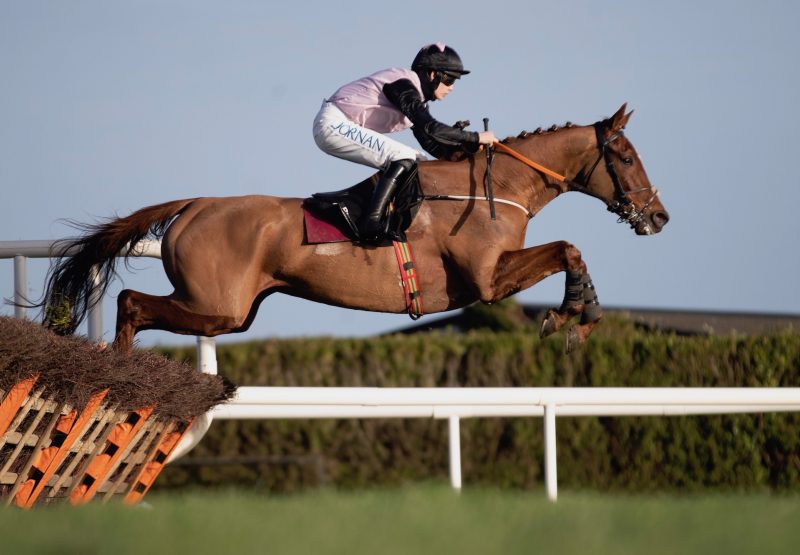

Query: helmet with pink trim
[411,43,470,77]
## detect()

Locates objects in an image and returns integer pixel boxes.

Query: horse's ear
[621,108,634,129]
[625,108,634,122]
[610,103,631,130]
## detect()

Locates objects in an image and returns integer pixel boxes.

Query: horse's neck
[493,126,596,216]
[416,125,596,218]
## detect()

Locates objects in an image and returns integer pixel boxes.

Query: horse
[40,103,669,353]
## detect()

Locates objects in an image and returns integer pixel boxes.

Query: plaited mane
[500,121,576,145]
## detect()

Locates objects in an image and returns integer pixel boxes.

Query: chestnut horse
[41,104,668,352]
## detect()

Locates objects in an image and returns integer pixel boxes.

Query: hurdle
[0,316,233,508]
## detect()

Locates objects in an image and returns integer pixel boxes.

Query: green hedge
[154,315,800,493]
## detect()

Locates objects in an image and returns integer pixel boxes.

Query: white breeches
[312,101,421,170]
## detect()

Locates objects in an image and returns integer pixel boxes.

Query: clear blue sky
[1,1,798,347]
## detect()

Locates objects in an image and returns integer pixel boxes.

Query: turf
[2,485,799,554]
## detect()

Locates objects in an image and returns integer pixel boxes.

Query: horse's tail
[40,198,197,335]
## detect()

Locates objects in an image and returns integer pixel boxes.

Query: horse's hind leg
[112,289,247,352]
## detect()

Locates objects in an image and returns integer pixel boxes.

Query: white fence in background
[3,239,800,501]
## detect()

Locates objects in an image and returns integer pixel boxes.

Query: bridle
[576,124,661,231]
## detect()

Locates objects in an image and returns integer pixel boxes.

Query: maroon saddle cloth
[302,172,422,245]
[303,206,352,244]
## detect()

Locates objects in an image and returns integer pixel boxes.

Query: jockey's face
[429,71,455,101]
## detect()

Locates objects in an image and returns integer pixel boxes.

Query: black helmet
[411,43,470,76]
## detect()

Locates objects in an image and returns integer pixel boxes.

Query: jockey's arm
[383,79,481,154]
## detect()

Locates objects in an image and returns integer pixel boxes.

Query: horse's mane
[435,121,581,163]
[500,121,577,145]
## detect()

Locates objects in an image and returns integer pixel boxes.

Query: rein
[493,142,572,184]
[421,142,576,221]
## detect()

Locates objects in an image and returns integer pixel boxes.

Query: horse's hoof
[565,325,585,354]
[540,311,558,338]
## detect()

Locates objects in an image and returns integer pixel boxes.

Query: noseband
[581,124,660,231]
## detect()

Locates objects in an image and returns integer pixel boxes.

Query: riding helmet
[411,43,470,76]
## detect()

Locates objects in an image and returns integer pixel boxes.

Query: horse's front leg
[485,240,603,352]
[540,269,603,351]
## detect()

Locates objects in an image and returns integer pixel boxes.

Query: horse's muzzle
[634,209,669,236]
[650,210,670,233]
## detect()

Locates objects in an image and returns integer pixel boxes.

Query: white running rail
[4,239,800,501]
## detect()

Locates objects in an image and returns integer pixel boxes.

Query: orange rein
[423,140,574,220]
[490,141,570,184]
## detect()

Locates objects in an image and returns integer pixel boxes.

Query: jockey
[313,42,497,243]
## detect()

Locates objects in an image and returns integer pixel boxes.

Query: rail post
[168,336,218,462]
[448,416,462,491]
[544,403,557,501]
[13,255,27,319]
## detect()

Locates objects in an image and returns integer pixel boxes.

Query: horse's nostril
[653,211,670,229]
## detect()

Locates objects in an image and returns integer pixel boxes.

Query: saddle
[303,168,422,245]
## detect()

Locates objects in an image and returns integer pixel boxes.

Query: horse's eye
[621,157,634,166]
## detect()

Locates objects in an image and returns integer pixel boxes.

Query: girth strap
[392,240,423,320]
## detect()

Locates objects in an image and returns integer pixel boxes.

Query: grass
[2,485,800,554]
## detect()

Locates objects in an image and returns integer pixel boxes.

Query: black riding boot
[359,159,415,244]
